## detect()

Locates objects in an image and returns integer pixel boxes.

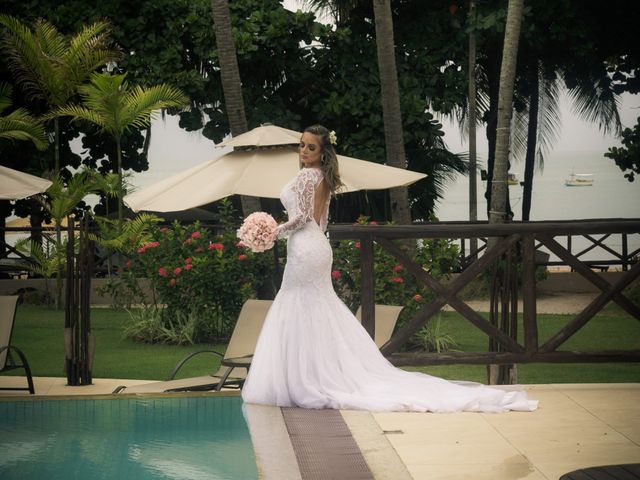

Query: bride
[241,125,537,413]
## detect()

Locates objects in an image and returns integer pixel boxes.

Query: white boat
[565,173,594,186]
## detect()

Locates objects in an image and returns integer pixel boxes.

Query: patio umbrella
[125,147,426,213]
[0,165,52,200]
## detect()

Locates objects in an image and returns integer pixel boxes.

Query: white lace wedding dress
[241,168,537,412]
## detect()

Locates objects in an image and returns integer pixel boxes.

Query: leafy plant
[410,315,459,353]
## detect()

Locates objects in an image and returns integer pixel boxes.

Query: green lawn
[7,305,640,384]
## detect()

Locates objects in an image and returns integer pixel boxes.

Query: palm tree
[47,71,188,225]
[467,0,479,256]
[0,15,120,173]
[372,0,411,225]
[211,0,261,216]
[0,83,47,150]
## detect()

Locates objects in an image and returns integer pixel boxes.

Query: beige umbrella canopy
[125,124,426,213]
[125,147,426,213]
[0,165,52,200]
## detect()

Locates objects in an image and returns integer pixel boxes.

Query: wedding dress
[241,167,537,412]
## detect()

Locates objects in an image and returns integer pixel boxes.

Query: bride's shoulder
[296,167,323,181]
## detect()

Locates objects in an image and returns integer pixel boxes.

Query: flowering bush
[123,200,274,342]
[330,216,460,346]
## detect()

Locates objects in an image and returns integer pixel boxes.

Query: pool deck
[1,377,639,480]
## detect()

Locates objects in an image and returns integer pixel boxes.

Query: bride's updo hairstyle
[303,124,344,195]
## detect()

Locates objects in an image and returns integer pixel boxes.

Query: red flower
[125,260,133,269]
[191,231,202,239]
[238,254,248,261]
[393,264,403,272]
[369,220,378,225]
[413,294,423,302]
[390,276,404,284]
[174,267,182,276]
[355,242,361,249]
[208,243,224,251]
[137,247,146,254]
[184,263,193,271]
[158,267,168,277]
[331,270,341,280]
[169,278,177,287]
[185,257,192,264]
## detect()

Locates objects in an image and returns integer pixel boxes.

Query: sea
[434,150,640,266]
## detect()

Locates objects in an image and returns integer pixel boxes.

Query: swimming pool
[0,394,258,479]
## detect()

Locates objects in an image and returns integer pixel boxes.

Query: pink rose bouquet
[237,212,278,253]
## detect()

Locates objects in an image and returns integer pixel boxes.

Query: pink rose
[174,267,182,275]
[355,242,361,249]
[191,231,202,239]
[158,267,168,277]
[331,270,341,280]
[393,265,403,272]
[390,276,404,284]
[184,263,193,271]
[209,243,224,251]
[238,254,248,261]
[185,257,192,264]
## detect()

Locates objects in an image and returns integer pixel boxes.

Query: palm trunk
[54,117,63,309]
[116,137,124,228]
[489,0,523,224]
[211,0,260,216]
[522,62,539,221]
[468,0,478,257]
[372,0,411,225]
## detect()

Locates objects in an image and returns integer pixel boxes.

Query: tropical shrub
[122,201,274,343]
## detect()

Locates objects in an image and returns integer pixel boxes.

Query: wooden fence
[329,219,640,367]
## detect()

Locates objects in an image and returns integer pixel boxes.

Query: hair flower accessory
[328,130,337,146]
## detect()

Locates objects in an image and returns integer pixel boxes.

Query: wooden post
[360,237,376,340]
[522,234,538,352]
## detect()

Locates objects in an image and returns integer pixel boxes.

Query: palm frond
[121,84,188,132]
[45,104,108,130]
[46,171,99,221]
[0,15,55,102]
[96,213,164,253]
[0,82,12,112]
[566,71,622,136]
[0,109,48,150]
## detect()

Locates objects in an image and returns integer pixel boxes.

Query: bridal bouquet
[237,212,278,252]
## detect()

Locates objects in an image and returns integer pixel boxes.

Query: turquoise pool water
[0,395,258,479]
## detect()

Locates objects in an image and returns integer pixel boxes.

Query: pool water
[0,395,258,479]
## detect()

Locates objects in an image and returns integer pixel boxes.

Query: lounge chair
[113,299,273,394]
[355,304,404,348]
[0,295,35,394]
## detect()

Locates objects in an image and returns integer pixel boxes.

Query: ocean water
[434,150,640,264]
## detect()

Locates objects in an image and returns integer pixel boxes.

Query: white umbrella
[125,147,426,213]
[0,165,52,200]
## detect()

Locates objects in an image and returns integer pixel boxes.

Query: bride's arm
[275,168,322,238]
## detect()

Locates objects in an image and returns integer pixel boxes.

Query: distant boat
[565,173,594,187]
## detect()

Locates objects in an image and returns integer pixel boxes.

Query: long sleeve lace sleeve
[276,168,323,238]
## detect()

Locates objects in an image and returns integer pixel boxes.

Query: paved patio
[1,377,638,479]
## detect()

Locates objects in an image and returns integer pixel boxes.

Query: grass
[8,305,640,384]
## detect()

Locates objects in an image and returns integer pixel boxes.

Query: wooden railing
[329,219,640,367]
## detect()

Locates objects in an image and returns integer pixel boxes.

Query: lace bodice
[276,168,329,238]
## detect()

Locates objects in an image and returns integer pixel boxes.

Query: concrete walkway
[2,378,638,480]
